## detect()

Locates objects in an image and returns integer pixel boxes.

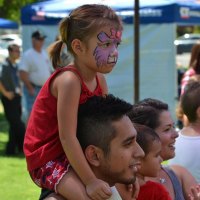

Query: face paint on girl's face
[93,28,122,67]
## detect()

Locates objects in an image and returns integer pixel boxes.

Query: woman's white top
[169,130,200,182]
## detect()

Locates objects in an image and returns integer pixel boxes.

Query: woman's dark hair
[128,98,168,129]
[49,4,123,69]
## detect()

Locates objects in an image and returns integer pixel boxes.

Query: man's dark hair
[181,81,200,122]
[7,44,19,52]
[77,94,132,155]
[128,98,168,129]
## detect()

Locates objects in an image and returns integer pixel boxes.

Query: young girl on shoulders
[135,124,172,200]
[23,4,123,200]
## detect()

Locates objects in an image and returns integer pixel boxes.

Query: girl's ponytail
[48,40,63,69]
[49,17,70,69]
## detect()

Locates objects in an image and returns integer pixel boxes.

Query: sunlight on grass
[0,102,40,199]
[0,102,3,113]
[0,156,40,200]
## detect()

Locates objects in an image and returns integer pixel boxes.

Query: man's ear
[71,39,85,55]
[84,145,103,167]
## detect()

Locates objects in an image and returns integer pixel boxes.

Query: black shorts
[39,188,54,200]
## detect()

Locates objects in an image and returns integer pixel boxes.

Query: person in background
[181,43,200,95]
[135,124,172,200]
[0,44,25,155]
[47,35,72,67]
[176,75,200,130]
[176,101,189,129]
[23,4,129,200]
[169,81,200,183]
[128,98,200,200]
[19,30,52,118]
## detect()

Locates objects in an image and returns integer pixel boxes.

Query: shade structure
[0,18,18,29]
[20,0,200,118]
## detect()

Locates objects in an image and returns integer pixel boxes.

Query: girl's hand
[188,184,200,200]
[132,178,140,199]
[115,179,140,200]
[86,178,112,200]
[126,178,140,200]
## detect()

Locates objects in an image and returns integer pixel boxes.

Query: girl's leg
[56,168,91,200]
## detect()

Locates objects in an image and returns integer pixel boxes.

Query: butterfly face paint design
[93,28,122,67]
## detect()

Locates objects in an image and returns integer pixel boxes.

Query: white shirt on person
[19,48,52,86]
[169,130,200,183]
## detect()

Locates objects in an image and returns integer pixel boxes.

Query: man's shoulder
[23,48,35,56]
[1,59,10,68]
[0,60,10,76]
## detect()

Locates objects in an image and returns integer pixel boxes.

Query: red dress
[24,65,102,170]
[137,181,172,200]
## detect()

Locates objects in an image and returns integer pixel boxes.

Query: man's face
[32,37,45,50]
[10,46,20,60]
[98,116,144,186]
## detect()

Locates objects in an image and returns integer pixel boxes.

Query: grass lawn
[0,103,40,200]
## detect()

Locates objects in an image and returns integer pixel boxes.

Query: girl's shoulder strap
[52,65,102,97]
[58,65,101,90]
[53,65,84,82]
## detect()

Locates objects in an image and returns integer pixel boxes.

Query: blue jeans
[23,85,41,117]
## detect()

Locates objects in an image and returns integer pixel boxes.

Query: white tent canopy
[21,0,200,117]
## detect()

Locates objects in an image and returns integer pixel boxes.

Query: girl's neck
[182,122,200,136]
[73,61,96,82]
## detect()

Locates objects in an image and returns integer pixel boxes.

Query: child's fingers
[102,182,112,196]
[190,185,200,200]
[132,178,140,198]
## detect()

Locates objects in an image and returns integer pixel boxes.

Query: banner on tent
[21,0,200,25]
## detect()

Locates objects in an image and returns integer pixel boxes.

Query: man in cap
[19,30,52,120]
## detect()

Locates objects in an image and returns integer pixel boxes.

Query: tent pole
[134,0,140,103]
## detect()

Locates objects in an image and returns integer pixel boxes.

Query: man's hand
[4,91,15,100]
[86,178,112,200]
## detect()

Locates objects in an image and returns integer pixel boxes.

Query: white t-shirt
[169,131,200,182]
[19,48,52,86]
[107,186,122,200]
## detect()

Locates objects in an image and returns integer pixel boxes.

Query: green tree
[0,0,38,23]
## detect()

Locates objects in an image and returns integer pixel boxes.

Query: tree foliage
[0,0,39,23]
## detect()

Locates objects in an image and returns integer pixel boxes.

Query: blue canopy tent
[20,0,200,117]
[0,18,18,29]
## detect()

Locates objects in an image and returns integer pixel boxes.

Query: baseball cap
[32,30,46,39]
